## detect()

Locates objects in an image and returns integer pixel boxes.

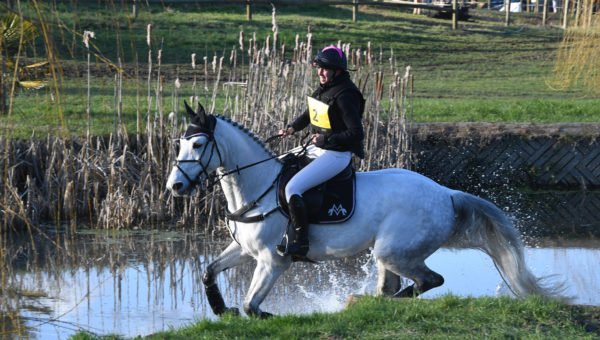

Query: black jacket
[290,72,365,158]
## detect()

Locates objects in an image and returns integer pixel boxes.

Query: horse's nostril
[173,182,183,191]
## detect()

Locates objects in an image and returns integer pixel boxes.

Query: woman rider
[277,45,365,259]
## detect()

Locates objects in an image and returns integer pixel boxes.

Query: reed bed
[1,29,413,335]
[0,35,413,234]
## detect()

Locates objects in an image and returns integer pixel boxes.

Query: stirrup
[275,244,288,257]
[286,242,309,256]
[275,242,308,257]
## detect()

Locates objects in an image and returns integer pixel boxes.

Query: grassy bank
[3,2,599,139]
[70,295,600,339]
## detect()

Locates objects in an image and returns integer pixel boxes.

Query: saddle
[277,154,356,224]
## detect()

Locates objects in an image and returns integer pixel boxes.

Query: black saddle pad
[277,155,356,224]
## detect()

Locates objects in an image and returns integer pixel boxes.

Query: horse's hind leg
[202,241,251,316]
[243,257,290,318]
[377,259,404,296]
[388,262,444,298]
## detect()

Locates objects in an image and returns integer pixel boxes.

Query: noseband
[172,125,292,224]
[175,129,290,189]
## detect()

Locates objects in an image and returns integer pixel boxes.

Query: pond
[2,189,599,339]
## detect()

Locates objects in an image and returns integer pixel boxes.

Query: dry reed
[549,0,600,93]
[0,32,413,234]
[1,8,413,333]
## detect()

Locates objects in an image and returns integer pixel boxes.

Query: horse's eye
[193,142,203,149]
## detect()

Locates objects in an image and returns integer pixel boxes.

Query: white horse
[166,102,562,318]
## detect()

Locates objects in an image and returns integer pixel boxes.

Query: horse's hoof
[292,255,317,263]
[225,307,240,316]
[393,285,417,298]
[259,311,274,319]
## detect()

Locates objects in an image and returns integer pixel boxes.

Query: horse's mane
[216,116,279,159]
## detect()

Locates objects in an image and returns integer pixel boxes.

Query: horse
[166,102,563,318]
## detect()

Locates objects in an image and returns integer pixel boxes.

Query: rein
[222,133,312,223]
[174,134,283,186]
[215,132,310,180]
[174,132,309,223]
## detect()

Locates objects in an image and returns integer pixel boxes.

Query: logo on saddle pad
[328,204,347,216]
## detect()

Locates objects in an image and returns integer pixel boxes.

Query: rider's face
[318,67,336,84]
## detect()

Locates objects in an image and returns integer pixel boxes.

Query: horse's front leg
[243,255,290,318]
[202,241,251,316]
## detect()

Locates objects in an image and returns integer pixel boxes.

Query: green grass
[3,2,599,138]
[410,98,600,122]
[69,295,600,339]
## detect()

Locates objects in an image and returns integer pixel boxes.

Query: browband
[182,132,210,139]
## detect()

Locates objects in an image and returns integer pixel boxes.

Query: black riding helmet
[313,45,347,71]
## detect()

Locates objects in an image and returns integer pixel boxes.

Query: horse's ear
[196,102,207,125]
[184,100,196,118]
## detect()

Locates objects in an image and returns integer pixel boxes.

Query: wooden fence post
[452,0,458,29]
[562,0,570,28]
[574,0,581,26]
[542,0,548,25]
[505,0,511,26]
[247,0,252,22]
[353,0,359,22]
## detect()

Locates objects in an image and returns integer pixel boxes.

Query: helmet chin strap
[321,69,344,86]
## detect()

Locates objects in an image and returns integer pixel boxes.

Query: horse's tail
[448,191,565,300]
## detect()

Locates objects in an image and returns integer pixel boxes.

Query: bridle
[172,128,310,224]
[173,132,222,189]
[173,132,290,188]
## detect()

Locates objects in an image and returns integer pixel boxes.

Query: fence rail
[131,0,468,28]
[135,0,570,28]
[48,0,571,29]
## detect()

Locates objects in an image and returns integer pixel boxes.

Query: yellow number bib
[307,96,331,130]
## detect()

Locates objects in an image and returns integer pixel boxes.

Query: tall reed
[0,33,412,234]
[1,8,412,333]
[550,0,600,93]
[0,2,411,276]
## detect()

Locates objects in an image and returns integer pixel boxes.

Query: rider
[277,45,365,259]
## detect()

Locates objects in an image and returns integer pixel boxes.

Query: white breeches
[285,145,352,202]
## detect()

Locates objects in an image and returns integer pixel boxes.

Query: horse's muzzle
[168,181,199,197]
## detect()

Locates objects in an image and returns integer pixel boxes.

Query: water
[2,190,600,339]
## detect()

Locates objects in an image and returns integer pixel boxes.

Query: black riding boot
[278,194,309,258]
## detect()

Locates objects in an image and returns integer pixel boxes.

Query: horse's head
[166,101,220,197]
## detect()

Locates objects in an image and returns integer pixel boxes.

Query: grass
[69,295,600,339]
[2,2,599,138]
[410,98,600,122]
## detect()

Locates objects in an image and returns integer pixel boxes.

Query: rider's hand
[278,127,295,138]
[311,133,325,146]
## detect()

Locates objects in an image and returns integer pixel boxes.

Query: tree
[0,13,46,115]
[550,0,600,94]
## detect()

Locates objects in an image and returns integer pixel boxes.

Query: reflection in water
[1,190,600,339]
[423,248,600,306]
[5,232,600,339]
